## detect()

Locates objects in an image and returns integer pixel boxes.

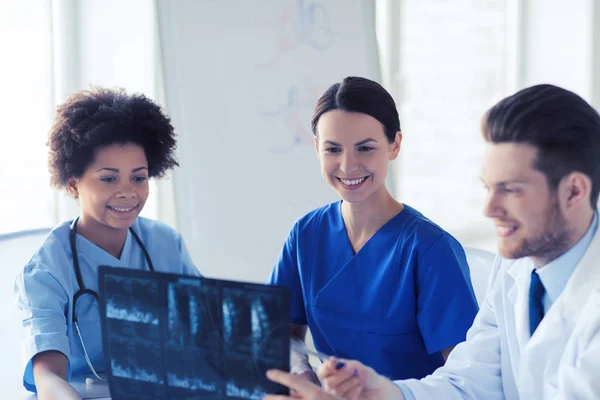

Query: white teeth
[110,206,136,212]
[340,177,366,186]
[498,226,516,235]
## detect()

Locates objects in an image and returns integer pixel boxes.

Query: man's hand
[318,358,404,400]
[297,369,322,386]
[264,358,404,400]
[264,368,359,399]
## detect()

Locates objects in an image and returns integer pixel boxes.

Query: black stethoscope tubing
[69,217,155,323]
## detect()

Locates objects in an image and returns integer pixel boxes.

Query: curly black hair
[48,87,179,188]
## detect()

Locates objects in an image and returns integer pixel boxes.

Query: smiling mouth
[337,176,368,186]
[107,204,139,213]
[497,225,518,237]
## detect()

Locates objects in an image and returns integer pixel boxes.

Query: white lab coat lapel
[518,229,600,398]
[506,258,535,355]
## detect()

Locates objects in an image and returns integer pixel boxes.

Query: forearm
[33,351,80,400]
[290,336,313,373]
[290,324,313,373]
[35,370,80,400]
[375,375,406,400]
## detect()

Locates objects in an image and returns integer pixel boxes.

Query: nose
[117,181,137,199]
[340,152,359,175]
[482,191,505,219]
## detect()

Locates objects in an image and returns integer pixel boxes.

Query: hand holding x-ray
[318,358,402,400]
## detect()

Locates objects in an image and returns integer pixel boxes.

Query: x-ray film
[98,266,290,399]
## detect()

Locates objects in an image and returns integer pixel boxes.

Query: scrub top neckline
[337,200,407,257]
[73,226,133,264]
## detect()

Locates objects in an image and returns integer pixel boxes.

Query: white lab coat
[400,230,600,399]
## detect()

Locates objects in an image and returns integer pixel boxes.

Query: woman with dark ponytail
[269,77,478,383]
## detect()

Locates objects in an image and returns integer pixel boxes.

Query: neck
[341,185,403,236]
[76,216,129,259]
[532,208,595,267]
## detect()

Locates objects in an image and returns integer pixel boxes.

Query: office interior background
[1,0,599,390]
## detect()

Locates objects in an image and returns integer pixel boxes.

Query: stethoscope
[70,216,155,382]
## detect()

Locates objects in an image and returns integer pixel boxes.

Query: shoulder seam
[420,231,446,258]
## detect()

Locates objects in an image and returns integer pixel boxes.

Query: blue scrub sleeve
[416,235,479,354]
[14,265,72,392]
[177,234,202,277]
[268,223,307,325]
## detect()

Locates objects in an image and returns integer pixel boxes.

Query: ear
[389,131,402,161]
[313,135,321,160]
[66,177,79,199]
[559,172,591,211]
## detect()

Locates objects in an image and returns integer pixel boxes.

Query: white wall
[158,0,380,282]
[51,0,169,225]
[388,0,600,253]
[520,0,595,100]
[389,0,507,253]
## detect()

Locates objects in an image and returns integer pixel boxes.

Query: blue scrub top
[269,201,478,380]
[14,217,201,392]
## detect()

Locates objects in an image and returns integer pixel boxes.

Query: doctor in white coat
[264,84,600,400]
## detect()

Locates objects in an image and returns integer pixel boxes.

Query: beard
[499,197,572,263]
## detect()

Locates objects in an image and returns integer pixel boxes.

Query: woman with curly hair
[14,88,201,398]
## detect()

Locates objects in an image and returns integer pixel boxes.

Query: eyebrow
[95,167,149,173]
[323,138,378,146]
[479,177,529,186]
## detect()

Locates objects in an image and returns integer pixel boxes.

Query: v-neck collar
[336,201,406,256]
[70,218,133,266]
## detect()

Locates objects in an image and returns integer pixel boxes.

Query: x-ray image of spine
[105,275,160,325]
[101,270,290,398]
[104,274,162,358]
[226,380,265,400]
[222,288,254,354]
[168,372,217,392]
[220,286,290,399]
[222,297,235,345]
[164,347,224,397]
[167,284,196,347]
[107,300,159,325]
[167,282,222,349]
[109,337,164,384]
[112,361,162,384]
[251,299,270,357]
[222,287,289,364]
[248,293,288,366]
